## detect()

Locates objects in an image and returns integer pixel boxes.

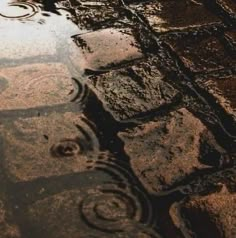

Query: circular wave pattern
[21,74,89,107]
[50,138,82,158]
[86,154,134,182]
[50,117,100,159]
[79,183,155,233]
[70,77,89,104]
[0,2,39,19]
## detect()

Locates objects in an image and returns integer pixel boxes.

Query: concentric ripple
[0,66,89,110]
[70,77,89,104]
[86,153,134,182]
[79,183,155,233]
[50,117,100,159]
[0,2,39,19]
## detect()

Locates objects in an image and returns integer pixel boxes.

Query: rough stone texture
[0,63,78,110]
[170,186,236,238]
[0,0,235,237]
[215,0,236,20]
[69,28,143,72]
[196,72,236,121]
[0,112,100,182]
[0,199,21,238]
[225,31,236,46]
[87,57,179,121]
[129,0,221,33]
[119,108,226,194]
[165,33,236,73]
[67,0,123,31]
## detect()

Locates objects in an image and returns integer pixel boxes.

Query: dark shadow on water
[42,0,60,15]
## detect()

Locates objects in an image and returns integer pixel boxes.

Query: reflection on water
[0,1,38,19]
[0,2,157,237]
[0,0,83,65]
[0,0,89,112]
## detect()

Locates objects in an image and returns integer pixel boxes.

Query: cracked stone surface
[129,0,222,33]
[87,57,179,121]
[0,0,235,237]
[164,33,236,73]
[118,108,228,194]
[0,198,21,238]
[196,72,236,121]
[69,28,143,72]
[170,186,236,238]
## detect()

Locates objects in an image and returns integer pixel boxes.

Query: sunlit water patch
[0,0,90,110]
[0,0,85,66]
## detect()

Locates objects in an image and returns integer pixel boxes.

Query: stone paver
[213,0,236,21]
[87,57,179,121]
[69,28,143,72]
[170,185,236,238]
[0,198,21,238]
[129,0,222,33]
[0,0,235,237]
[196,72,236,121]
[118,108,227,194]
[164,32,236,73]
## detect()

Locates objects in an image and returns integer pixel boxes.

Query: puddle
[0,1,83,64]
[0,1,38,19]
[0,63,88,110]
[0,0,89,111]
[0,1,234,238]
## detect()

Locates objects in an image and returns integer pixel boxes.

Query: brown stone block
[0,199,21,238]
[87,57,179,121]
[69,28,143,72]
[118,108,226,194]
[196,72,236,121]
[0,112,100,182]
[165,34,235,72]
[70,0,121,30]
[225,30,236,48]
[215,0,236,19]
[170,186,236,238]
[129,0,221,33]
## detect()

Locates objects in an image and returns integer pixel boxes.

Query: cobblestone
[0,198,21,238]
[170,186,236,238]
[71,0,122,30]
[119,108,227,194]
[87,57,179,121]
[196,72,236,121]
[164,33,236,73]
[129,0,222,33]
[0,0,235,237]
[69,28,143,72]
[214,0,236,21]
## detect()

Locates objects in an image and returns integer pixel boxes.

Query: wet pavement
[0,0,235,237]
